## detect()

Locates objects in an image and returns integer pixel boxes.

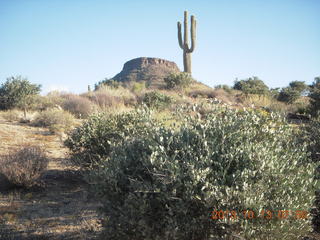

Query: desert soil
[0,116,102,240]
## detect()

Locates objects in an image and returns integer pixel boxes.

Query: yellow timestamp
[211,209,309,220]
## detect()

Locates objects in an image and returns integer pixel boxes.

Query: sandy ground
[0,116,102,240]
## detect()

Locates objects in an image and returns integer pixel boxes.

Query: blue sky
[0,0,319,94]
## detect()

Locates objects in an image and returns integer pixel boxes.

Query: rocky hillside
[112,57,180,88]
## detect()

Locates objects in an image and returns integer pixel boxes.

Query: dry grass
[61,95,97,118]
[32,109,76,134]
[0,110,38,123]
[0,114,102,239]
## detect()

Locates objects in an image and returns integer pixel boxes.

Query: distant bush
[309,77,320,116]
[233,76,269,95]
[64,108,160,169]
[142,91,173,109]
[85,105,317,240]
[88,85,137,108]
[62,94,96,118]
[95,78,121,90]
[278,81,309,104]
[164,72,193,89]
[33,93,64,111]
[215,84,232,93]
[0,76,41,117]
[33,109,75,134]
[0,146,48,188]
[188,88,233,104]
[88,91,123,109]
[132,81,146,93]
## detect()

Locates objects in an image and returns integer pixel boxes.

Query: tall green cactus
[177,11,196,74]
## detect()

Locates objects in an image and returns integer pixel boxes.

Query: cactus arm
[177,22,184,49]
[184,11,189,49]
[187,15,196,53]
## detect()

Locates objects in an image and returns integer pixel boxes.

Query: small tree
[0,76,41,117]
[309,77,320,116]
[278,81,309,104]
[164,72,193,89]
[233,76,269,95]
[289,81,309,95]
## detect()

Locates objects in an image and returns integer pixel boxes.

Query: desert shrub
[302,116,320,232]
[87,105,317,240]
[88,91,123,109]
[164,72,193,89]
[0,146,49,188]
[233,76,269,95]
[142,91,173,109]
[188,88,233,104]
[132,81,146,93]
[215,84,233,93]
[64,108,160,169]
[90,85,137,107]
[95,78,121,90]
[0,76,41,117]
[0,110,23,122]
[62,94,96,118]
[278,81,309,104]
[32,109,75,133]
[309,77,320,116]
[33,93,64,111]
[304,117,320,163]
[277,87,301,103]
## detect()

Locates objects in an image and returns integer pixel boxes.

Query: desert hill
[112,57,180,88]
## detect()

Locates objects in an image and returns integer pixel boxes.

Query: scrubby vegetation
[65,104,318,240]
[309,77,320,116]
[142,91,173,109]
[64,108,160,170]
[0,76,41,117]
[164,72,194,89]
[0,73,319,239]
[0,146,49,189]
[233,76,269,95]
[32,109,76,134]
[61,94,96,118]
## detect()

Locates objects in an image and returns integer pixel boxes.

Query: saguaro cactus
[177,11,196,74]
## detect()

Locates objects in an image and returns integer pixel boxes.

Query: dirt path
[0,118,102,240]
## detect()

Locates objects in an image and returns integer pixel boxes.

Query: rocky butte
[112,57,181,88]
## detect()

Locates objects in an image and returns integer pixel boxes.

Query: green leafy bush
[164,72,193,89]
[64,108,160,169]
[309,77,320,116]
[0,76,41,117]
[86,105,317,240]
[277,87,301,103]
[233,76,269,95]
[32,109,76,134]
[302,116,320,232]
[132,81,146,93]
[142,91,173,109]
[0,146,48,188]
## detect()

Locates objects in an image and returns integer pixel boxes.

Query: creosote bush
[0,146,49,188]
[62,94,96,118]
[32,109,76,134]
[68,105,318,240]
[142,91,173,109]
[164,72,193,89]
[64,108,160,169]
